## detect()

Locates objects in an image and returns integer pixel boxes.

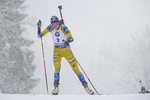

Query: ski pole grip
[38,19,42,36]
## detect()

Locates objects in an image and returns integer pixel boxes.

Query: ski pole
[63,40,100,95]
[38,20,49,95]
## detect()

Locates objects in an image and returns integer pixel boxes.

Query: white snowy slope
[0,94,150,100]
[23,0,150,95]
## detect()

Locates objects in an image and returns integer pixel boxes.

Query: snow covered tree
[0,0,37,94]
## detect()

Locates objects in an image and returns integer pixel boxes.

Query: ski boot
[52,83,59,95]
[52,86,59,95]
[84,84,94,95]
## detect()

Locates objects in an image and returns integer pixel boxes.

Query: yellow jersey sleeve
[41,27,49,36]
[41,24,53,36]
[61,25,74,41]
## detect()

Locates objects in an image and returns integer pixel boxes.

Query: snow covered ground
[23,0,150,95]
[0,94,150,100]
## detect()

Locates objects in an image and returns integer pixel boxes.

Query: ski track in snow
[0,94,150,100]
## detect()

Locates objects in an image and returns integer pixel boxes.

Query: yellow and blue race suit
[38,24,87,86]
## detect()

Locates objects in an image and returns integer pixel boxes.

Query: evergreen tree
[0,0,37,93]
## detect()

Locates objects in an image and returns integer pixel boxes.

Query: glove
[64,40,69,46]
[63,40,69,46]
[37,28,42,38]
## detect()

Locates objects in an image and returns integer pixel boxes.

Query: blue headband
[51,18,59,24]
